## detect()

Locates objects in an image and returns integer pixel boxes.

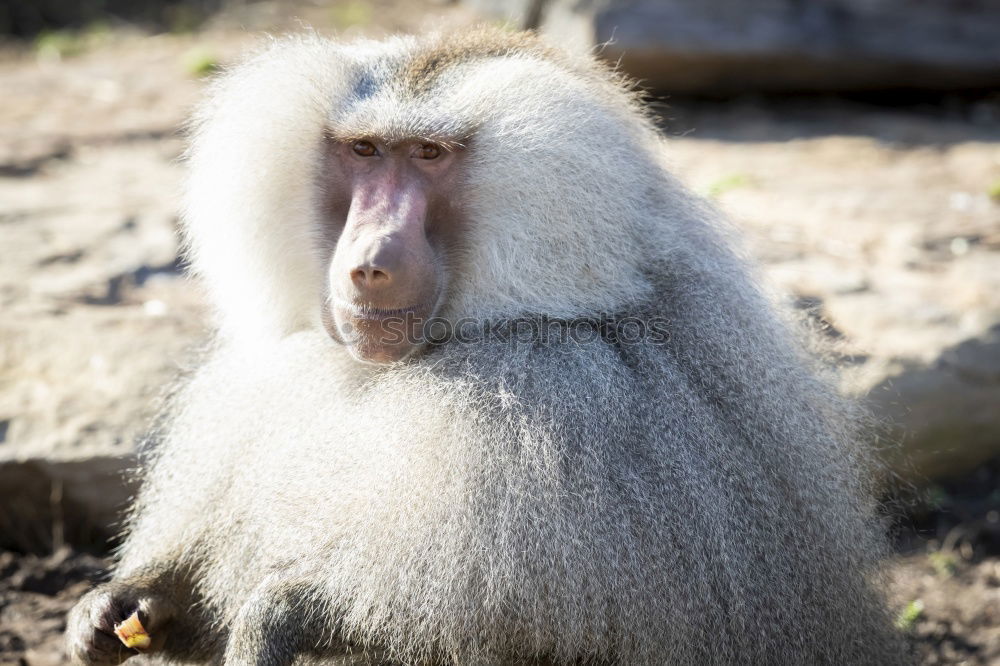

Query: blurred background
[0,0,997,663]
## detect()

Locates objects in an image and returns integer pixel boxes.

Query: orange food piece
[113,611,151,650]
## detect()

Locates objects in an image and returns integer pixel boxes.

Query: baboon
[66,28,907,665]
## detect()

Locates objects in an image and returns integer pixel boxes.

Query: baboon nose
[350,265,391,289]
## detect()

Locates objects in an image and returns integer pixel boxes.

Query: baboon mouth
[331,296,437,322]
[347,304,427,321]
[324,298,436,364]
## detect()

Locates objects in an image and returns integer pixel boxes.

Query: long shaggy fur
[110,28,905,665]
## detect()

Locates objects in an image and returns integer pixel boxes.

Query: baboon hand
[65,581,174,665]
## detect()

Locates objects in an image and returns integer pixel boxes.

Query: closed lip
[334,299,428,321]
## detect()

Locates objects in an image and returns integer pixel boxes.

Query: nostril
[350,266,391,287]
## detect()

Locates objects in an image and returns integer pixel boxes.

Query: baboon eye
[352,140,378,157]
[416,143,441,160]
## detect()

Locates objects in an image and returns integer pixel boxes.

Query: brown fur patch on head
[401,27,554,94]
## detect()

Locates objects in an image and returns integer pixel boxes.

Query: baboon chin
[66,27,908,666]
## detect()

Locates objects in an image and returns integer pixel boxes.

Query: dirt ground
[1,2,999,663]
[891,455,1000,664]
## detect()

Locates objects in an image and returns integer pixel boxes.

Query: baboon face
[319,136,465,364]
